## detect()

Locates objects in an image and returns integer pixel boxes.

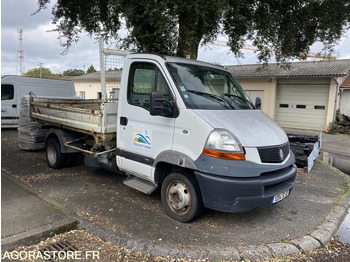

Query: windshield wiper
[187,90,235,109]
[222,93,255,108]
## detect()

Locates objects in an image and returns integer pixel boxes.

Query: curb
[1,173,78,252]
[1,218,78,252]
[78,162,350,261]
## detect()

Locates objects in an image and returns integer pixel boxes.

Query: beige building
[227,59,350,130]
[72,70,122,99]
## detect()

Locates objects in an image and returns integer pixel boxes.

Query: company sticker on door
[133,128,152,150]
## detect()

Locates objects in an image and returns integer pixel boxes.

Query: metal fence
[99,39,130,100]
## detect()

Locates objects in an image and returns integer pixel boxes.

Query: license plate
[272,190,289,204]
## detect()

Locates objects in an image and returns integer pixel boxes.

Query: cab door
[117,61,176,181]
[1,84,17,125]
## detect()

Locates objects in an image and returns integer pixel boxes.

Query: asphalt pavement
[1,166,77,251]
[1,128,350,261]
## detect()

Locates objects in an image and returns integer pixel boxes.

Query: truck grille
[257,143,289,163]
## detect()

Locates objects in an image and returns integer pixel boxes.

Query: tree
[62,69,85,76]
[86,65,97,74]
[120,0,178,55]
[24,67,57,78]
[36,0,349,62]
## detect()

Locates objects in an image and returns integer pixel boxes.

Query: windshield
[167,63,254,110]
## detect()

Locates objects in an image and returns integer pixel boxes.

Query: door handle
[120,116,128,126]
[12,104,17,108]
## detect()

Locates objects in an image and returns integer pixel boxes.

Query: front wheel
[161,172,203,222]
[46,137,66,169]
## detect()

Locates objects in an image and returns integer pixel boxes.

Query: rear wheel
[161,172,203,222]
[46,137,66,169]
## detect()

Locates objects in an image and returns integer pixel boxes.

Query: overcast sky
[2,0,350,76]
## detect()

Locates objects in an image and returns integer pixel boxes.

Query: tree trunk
[177,37,201,60]
[176,6,203,60]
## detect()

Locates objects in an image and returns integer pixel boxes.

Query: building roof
[72,70,122,81]
[71,59,350,82]
[45,76,76,80]
[227,59,350,79]
[341,76,350,88]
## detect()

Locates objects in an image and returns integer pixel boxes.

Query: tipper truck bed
[30,96,118,141]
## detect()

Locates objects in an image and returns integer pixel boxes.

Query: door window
[1,84,14,100]
[128,63,171,110]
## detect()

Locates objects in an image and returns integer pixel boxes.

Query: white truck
[1,76,75,127]
[28,54,297,222]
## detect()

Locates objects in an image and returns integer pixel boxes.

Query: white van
[1,76,75,127]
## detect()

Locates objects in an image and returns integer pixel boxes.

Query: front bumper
[194,153,297,212]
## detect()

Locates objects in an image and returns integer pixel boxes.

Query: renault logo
[279,148,284,160]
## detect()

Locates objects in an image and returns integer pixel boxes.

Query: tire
[46,137,66,169]
[161,172,203,222]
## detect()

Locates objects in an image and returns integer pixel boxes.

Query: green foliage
[62,69,85,76]
[86,65,97,74]
[36,0,350,61]
[222,0,350,64]
[24,67,57,78]
[175,0,226,59]
[120,0,178,55]
[327,122,340,134]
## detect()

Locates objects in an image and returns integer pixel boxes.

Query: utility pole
[38,62,43,78]
[16,28,25,76]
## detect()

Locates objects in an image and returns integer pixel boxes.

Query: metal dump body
[30,96,118,141]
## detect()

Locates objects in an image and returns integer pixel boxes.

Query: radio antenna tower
[16,28,25,76]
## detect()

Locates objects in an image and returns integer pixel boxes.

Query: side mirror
[255,97,262,110]
[150,91,176,117]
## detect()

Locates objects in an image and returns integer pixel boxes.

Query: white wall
[340,89,350,116]
[73,80,101,99]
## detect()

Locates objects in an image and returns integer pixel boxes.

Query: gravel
[2,230,349,262]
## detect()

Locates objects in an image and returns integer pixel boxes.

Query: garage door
[276,78,330,130]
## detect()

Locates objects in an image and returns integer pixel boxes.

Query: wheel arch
[153,150,198,184]
[155,163,198,183]
[45,128,81,153]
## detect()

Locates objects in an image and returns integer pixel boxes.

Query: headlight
[203,129,245,160]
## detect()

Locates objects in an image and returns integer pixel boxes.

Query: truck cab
[116,54,297,222]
